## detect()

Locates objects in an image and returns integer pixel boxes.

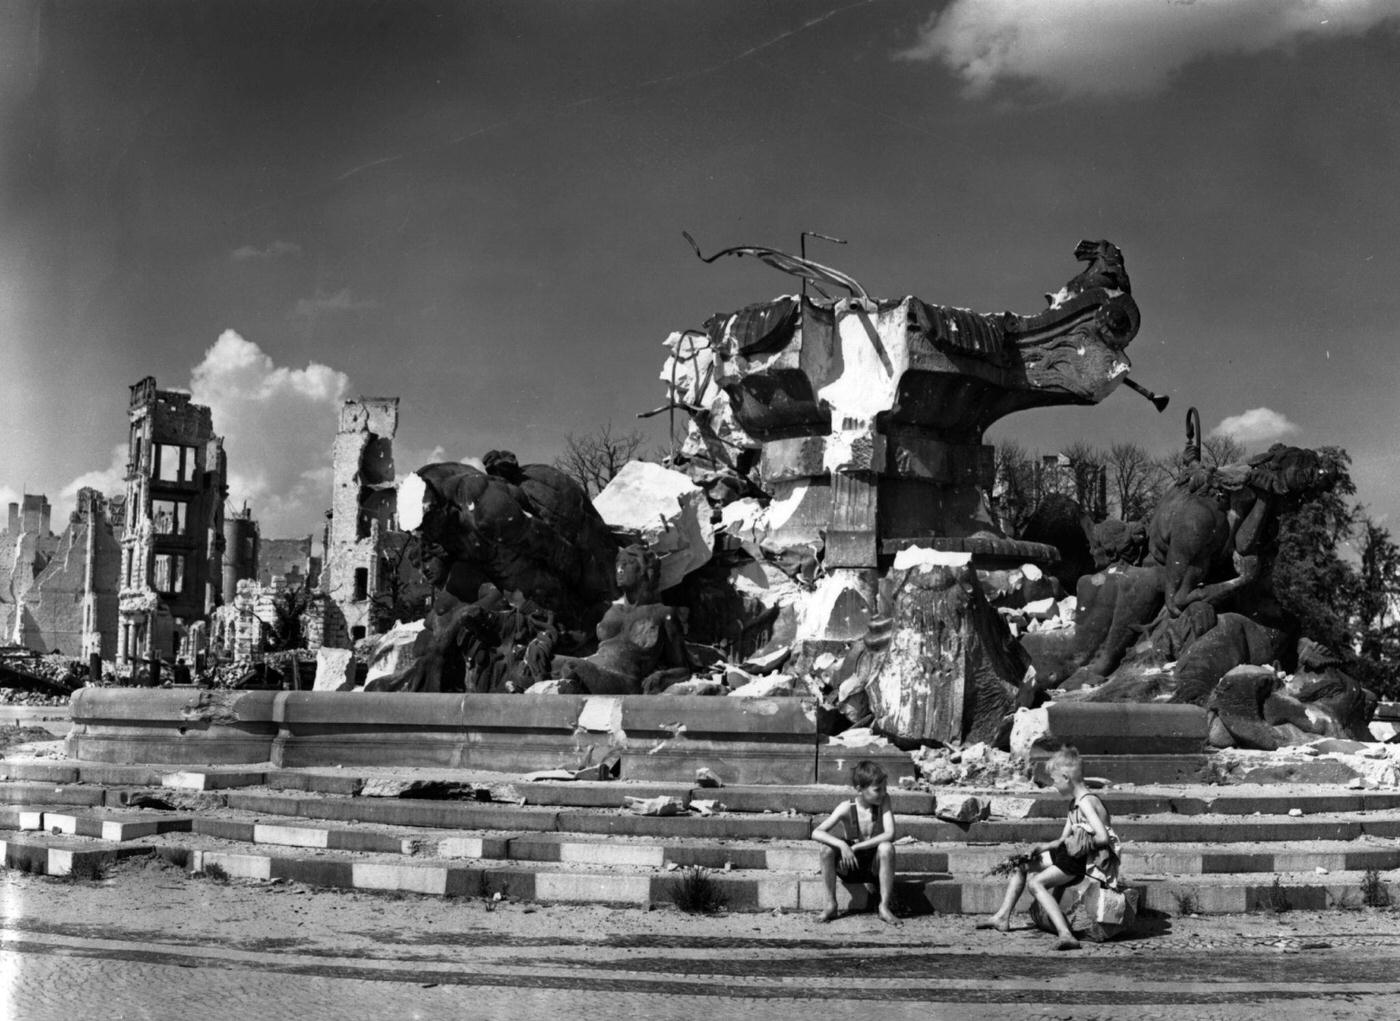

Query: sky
[2,0,1399,540]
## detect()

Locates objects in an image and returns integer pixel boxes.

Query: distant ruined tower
[222,506,260,604]
[118,376,227,666]
[318,397,399,646]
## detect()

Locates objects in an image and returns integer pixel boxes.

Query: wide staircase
[4,759,1399,916]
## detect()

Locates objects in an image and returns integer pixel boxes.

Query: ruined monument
[647,237,1151,742]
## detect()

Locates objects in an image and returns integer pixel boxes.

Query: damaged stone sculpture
[652,237,1161,743]
[549,544,695,696]
[369,453,618,693]
[1021,407,1374,747]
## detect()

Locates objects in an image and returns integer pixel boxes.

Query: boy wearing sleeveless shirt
[812,760,901,925]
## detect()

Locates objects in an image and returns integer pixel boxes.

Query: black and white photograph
[3,2,1400,1018]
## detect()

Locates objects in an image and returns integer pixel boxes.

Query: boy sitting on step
[812,760,900,926]
[977,744,1112,951]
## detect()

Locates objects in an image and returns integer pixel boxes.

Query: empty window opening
[152,499,188,536]
[154,553,186,594]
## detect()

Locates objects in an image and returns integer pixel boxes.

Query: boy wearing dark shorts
[976,745,1112,950]
[812,760,900,925]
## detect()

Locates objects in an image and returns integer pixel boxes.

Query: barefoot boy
[977,745,1112,951]
[812,760,900,925]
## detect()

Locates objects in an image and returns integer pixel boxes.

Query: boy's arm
[812,802,859,869]
[1079,795,1112,849]
[851,795,897,851]
[1030,816,1072,854]
[811,803,849,847]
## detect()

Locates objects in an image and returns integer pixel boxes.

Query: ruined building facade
[118,377,227,665]
[2,491,123,657]
[316,397,399,647]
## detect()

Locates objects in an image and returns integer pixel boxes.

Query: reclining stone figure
[550,544,695,696]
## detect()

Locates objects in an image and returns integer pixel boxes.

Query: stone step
[3,826,1392,916]
[9,779,1400,845]
[11,761,1400,818]
[13,805,1400,880]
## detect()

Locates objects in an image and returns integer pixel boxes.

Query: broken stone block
[1309,737,1374,756]
[592,461,714,592]
[1041,879,1139,943]
[859,557,1027,745]
[826,726,890,748]
[362,619,427,689]
[624,795,686,816]
[1209,665,1283,751]
[695,767,723,788]
[933,794,988,823]
[525,678,586,695]
[312,647,356,692]
[797,568,876,643]
[725,667,757,690]
[1369,721,1400,743]
[728,673,796,697]
[988,796,1037,820]
[1008,707,1051,758]
[665,679,726,696]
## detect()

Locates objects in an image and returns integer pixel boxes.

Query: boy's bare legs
[1027,864,1081,950]
[875,843,900,925]
[816,846,840,922]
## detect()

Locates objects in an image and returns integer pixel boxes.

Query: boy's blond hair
[1047,745,1084,781]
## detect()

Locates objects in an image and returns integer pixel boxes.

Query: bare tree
[370,532,430,632]
[1061,441,1108,520]
[991,440,1037,535]
[1105,442,1159,521]
[555,422,646,497]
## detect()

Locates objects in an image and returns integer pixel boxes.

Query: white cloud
[291,288,379,319]
[59,445,129,515]
[231,240,302,262]
[188,330,351,536]
[898,0,1400,99]
[1211,406,1300,444]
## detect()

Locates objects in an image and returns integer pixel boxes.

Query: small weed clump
[1361,868,1391,909]
[1172,889,1200,916]
[63,856,109,883]
[672,866,727,914]
[197,862,230,883]
[1266,876,1292,914]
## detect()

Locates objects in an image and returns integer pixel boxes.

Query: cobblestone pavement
[3,861,1400,1020]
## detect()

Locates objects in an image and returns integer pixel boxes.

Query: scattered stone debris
[625,795,686,816]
